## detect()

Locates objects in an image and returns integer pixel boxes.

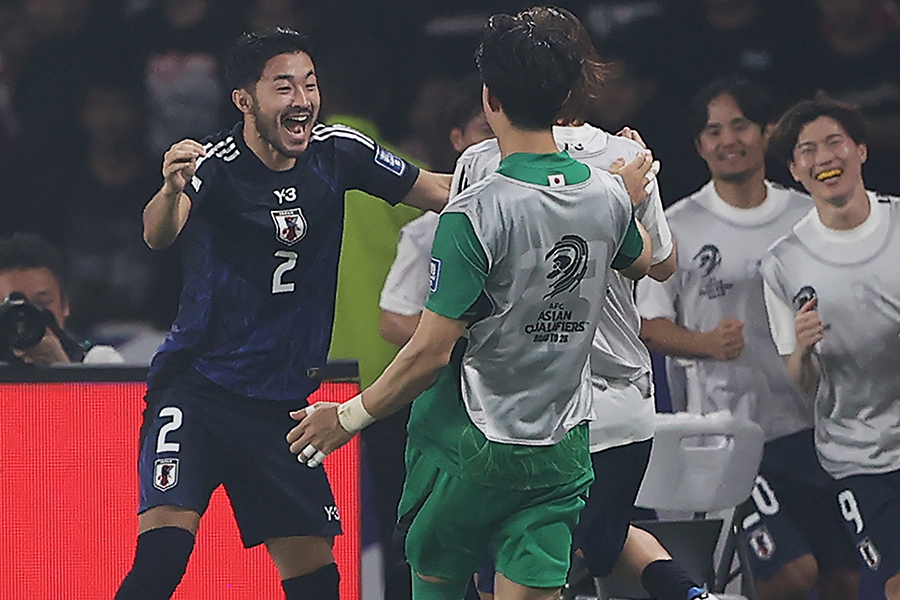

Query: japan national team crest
[271,208,308,245]
[153,458,179,492]
[748,526,776,560]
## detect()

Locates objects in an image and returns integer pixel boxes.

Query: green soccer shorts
[397,446,592,589]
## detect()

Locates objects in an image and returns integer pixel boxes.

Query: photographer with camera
[0,233,123,366]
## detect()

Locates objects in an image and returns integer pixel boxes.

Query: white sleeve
[635,183,673,265]
[636,275,678,322]
[763,280,797,355]
[378,223,435,316]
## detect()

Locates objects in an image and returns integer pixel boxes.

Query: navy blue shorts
[572,439,653,578]
[137,368,342,547]
[837,468,900,586]
[739,429,857,581]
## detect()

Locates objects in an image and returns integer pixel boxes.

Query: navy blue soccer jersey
[147,122,420,401]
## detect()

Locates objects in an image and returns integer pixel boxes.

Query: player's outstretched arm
[143,140,205,249]
[379,309,422,347]
[288,308,465,466]
[401,171,453,213]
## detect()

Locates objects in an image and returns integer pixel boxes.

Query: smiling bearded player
[113,27,451,600]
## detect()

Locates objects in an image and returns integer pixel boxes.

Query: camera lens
[0,292,48,350]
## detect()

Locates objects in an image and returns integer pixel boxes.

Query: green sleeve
[611,214,644,271]
[424,212,489,320]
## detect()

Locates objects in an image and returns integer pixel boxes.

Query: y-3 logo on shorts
[324,506,340,522]
[544,235,588,300]
[693,244,732,299]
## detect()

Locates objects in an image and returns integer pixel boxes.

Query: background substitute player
[763,94,900,600]
[287,10,652,600]
[114,27,450,600]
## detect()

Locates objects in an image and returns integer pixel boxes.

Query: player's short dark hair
[689,78,777,140]
[0,233,68,297]
[768,92,867,165]
[518,6,605,125]
[475,12,584,130]
[225,27,314,92]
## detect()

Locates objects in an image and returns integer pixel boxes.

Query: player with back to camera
[113,27,451,600]
[287,10,654,600]
[637,80,860,600]
[762,94,900,600]
[449,7,727,600]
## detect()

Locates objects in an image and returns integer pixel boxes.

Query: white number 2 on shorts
[156,406,183,454]
[838,489,864,534]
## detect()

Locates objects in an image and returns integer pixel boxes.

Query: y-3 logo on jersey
[694,244,733,299]
[271,208,308,245]
[792,286,817,310]
[544,235,588,299]
[273,187,297,204]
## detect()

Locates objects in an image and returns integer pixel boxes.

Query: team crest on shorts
[153,458,179,492]
[271,208,308,245]
[858,537,882,571]
[748,526,776,560]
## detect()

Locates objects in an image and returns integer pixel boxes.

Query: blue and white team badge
[271,208,308,245]
[429,257,441,293]
[375,146,406,176]
[153,458,179,492]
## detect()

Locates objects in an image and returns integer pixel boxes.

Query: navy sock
[640,559,703,600]
[282,563,340,600]
[114,527,195,600]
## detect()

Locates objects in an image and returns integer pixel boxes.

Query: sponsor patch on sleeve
[429,257,441,293]
[375,146,407,176]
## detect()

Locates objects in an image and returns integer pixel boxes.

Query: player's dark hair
[518,6,606,125]
[475,12,584,130]
[443,74,484,134]
[0,233,68,297]
[225,27,314,91]
[689,78,776,140]
[768,92,868,166]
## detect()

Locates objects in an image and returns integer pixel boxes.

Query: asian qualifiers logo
[544,235,588,300]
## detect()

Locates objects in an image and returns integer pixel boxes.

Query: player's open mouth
[815,168,843,182]
[282,113,311,137]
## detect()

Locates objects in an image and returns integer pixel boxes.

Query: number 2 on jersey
[272,250,298,293]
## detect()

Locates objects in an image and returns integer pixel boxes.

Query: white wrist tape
[337,395,376,433]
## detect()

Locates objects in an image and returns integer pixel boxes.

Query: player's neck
[242,124,297,171]
[496,128,559,159]
[712,172,767,209]
[815,185,871,231]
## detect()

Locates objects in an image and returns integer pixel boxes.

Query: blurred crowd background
[1,0,899,358]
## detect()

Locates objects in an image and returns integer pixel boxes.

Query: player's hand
[161,139,206,197]
[617,126,647,148]
[608,152,654,207]
[706,317,745,361]
[12,329,70,366]
[286,402,353,468]
[795,298,825,354]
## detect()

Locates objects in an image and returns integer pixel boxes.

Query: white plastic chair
[598,411,764,600]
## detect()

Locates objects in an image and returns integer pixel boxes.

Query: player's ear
[232,89,253,114]
[859,142,868,164]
